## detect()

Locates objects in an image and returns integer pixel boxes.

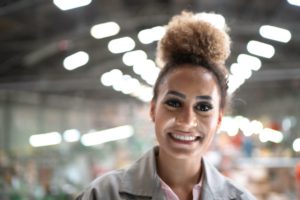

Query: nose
[175,106,198,128]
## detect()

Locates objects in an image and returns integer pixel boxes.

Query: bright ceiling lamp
[293,138,300,152]
[108,37,135,54]
[132,59,160,85]
[122,50,147,66]
[234,116,253,136]
[259,128,283,143]
[249,120,264,135]
[63,129,80,142]
[63,51,89,70]
[195,12,226,30]
[237,54,262,71]
[227,74,245,94]
[218,116,239,136]
[141,66,160,86]
[29,132,62,147]
[230,63,252,79]
[259,25,291,43]
[112,74,139,93]
[131,85,153,102]
[81,125,134,146]
[90,22,120,39]
[247,40,275,58]
[133,59,155,75]
[287,0,300,6]
[138,26,166,44]
[53,0,92,11]
[101,69,123,87]
[100,69,123,87]
[120,77,141,95]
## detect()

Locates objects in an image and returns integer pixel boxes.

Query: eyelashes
[164,98,213,112]
[195,103,213,112]
[164,99,182,108]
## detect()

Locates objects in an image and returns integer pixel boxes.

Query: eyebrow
[166,90,212,100]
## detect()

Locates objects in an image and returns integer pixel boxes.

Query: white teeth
[171,134,197,141]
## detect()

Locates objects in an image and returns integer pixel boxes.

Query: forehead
[157,65,221,100]
[170,65,213,81]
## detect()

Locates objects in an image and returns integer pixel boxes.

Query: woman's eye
[195,103,213,112]
[164,99,182,108]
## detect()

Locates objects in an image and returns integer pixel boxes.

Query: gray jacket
[76,146,256,200]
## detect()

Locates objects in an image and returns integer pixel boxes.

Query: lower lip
[168,133,199,145]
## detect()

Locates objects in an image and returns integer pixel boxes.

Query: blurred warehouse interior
[0,0,300,199]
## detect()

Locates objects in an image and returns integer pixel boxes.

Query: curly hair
[153,11,231,109]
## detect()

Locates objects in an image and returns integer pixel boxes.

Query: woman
[77,11,256,200]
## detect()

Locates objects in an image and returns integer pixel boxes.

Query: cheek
[155,108,176,132]
[198,114,220,135]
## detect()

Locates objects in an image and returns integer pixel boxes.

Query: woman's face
[150,65,223,160]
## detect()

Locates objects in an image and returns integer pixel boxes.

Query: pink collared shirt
[159,174,203,200]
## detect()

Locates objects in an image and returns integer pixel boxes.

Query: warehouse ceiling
[0,0,299,108]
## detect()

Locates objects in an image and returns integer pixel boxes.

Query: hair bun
[156,11,231,68]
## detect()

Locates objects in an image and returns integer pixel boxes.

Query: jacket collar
[120,146,164,198]
[119,146,243,199]
[202,157,243,200]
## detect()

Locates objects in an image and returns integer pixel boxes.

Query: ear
[150,101,156,122]
[216,110,224,129]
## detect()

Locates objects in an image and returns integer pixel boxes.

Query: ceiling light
[131,85,153,102]
[234,116,252,136]
[112,75,141,94]
[287,0,300,6]
[100,69,123,87]
[249,120,264,135]
[81,125,134,146]
[108,37,135,54]
[293,138,300,152]
[237,54,262,71]
[194,12,226,30]
[141,67,160,86]
[133,59,156,75]
[121,78,140,95]
[63,51,89,70]
[247,40,275,58]
[227,75,245,94]
[122,50,147,66]
[259,128,283,143]
[138,26,166,44]
[132,59,160,85]
[90,22,120,39]
[29,132,62,147]
[230,63,252,79]
[219,116,239,136]
[63,129,80,142]
[112,74,131,92]
[259,25,291,43]
[53,0,92,11]
[100,72,113,87]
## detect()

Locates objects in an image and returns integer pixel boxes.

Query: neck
[157,149,202,188]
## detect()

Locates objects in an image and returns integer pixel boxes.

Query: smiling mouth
[168,133,203,142]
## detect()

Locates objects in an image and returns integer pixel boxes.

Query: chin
[164,145,206,160]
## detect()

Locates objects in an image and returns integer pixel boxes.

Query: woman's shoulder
[94,169,126,188]
[75,147,159,200]
[75,169,125,200]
